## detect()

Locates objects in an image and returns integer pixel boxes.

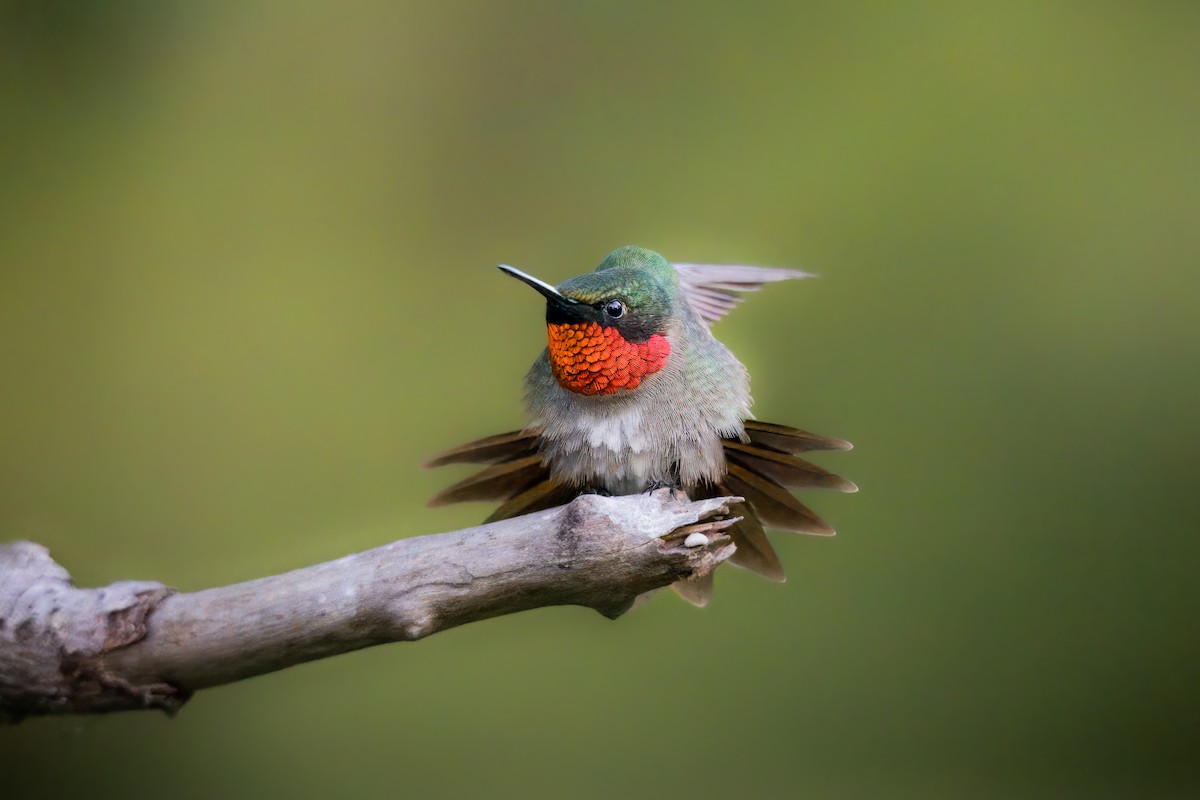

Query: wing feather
[672,263,813,326]
[423,429,539,467]
[426,454,546,506]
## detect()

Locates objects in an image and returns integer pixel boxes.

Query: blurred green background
[2,1,1198,797]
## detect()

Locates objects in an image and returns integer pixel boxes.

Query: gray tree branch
[0,490,739,723]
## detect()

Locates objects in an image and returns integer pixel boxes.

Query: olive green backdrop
[2,2,1197,798]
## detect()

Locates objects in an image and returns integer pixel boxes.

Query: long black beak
[497,264,570,301]
[498,264,584,319]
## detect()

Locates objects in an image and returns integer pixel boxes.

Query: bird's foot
[644,481,689,504]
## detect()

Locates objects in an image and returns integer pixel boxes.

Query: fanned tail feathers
[425,421,854,599]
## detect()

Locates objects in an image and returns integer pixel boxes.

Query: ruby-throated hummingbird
[427,245,854,604]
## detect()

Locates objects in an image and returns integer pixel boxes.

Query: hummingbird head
[499,246,678,396]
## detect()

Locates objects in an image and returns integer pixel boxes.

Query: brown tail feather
[694,481,786,581]
[423,430,539,467]
[726,508,787,581]
[725,462,836,536]
[724,440,858,493]
[743,420,853,454]
[671,570,714,607]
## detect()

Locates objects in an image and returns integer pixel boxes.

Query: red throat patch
[546,322,670,395]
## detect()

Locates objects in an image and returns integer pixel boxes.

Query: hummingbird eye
[604,299,625,319]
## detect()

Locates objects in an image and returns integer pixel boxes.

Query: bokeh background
[2,2,1198,797]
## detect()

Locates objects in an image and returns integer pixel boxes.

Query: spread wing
[425,429,577,522]
[672,263,813,326]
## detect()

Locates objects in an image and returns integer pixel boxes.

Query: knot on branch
[0,542,183,723]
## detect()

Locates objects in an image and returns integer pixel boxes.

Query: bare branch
[0,490,738,723]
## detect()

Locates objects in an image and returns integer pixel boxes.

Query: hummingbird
[426,245,854,605]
